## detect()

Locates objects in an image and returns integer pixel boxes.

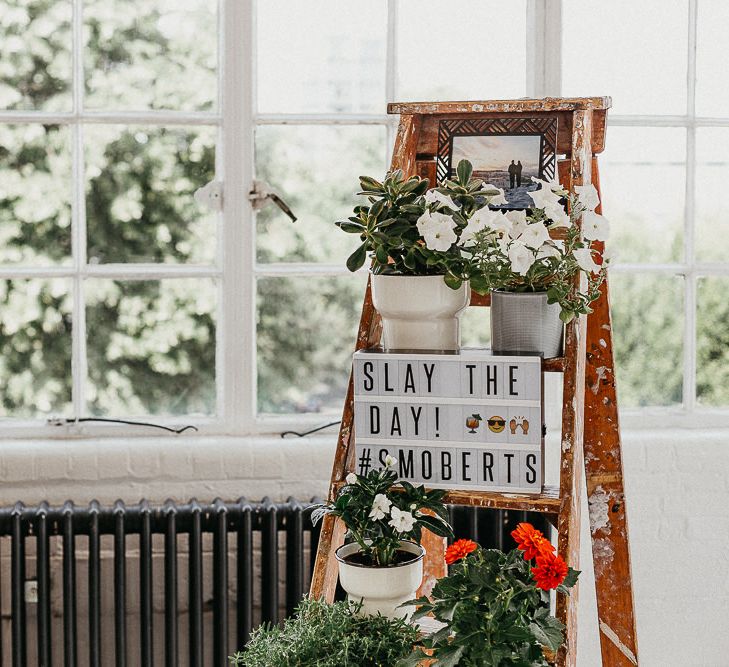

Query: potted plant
[462,176,610,357]
[336,161,506,351]
[402,523,580,666]
[229,597,418,666]
[311,459,453,619]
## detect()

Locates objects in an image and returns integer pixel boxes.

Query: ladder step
[442,485,561,513]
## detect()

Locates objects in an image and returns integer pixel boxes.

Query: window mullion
[526,0,562,97]
[221,0,256,432]
[683,0,699,411]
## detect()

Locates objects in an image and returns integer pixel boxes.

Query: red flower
[511,522,555,561]
[531,551,569,591]
[445,539,478,565]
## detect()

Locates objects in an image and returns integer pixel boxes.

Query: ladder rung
[543,357,566,372]
[442,485,561,513]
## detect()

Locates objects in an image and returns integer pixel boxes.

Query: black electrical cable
[51,417,198,434]
[280,420,341,438]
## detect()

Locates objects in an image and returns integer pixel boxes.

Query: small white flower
[424,189,458,210]
[519,222,551,249]
[528,185,562,211]
[345,472,358,485]
[508,242,536,275]
[506,210,529,240]
[458,207,501,246]
[416,210,452,235]
[536,242,560,260]
[384,455,397,468]
[573,247,601,274]
[582,211,610,241]
[369,493,392,521]
[544,203,571,229]
[531,176,566,193]
[423,225,458,251]
[410,503,417,510]
[388,506,416,533]
[575,184,600,211]
[481,183,507,205]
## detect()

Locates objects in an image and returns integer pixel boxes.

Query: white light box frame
[353,349,544,494]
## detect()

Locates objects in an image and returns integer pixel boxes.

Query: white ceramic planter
[335,541,424,620]
[490,290,564,357]
[371,274,469,351]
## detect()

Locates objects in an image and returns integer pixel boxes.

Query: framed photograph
[436,117,558,210]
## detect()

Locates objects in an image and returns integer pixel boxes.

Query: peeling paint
[599,338,607,348]
[589,486,611,535]
[601,324,610,331]
[590,366,608,394]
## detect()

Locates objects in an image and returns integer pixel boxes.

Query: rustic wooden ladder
[310,97,639,667]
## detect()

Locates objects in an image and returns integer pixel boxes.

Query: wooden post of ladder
[310,98,639,667]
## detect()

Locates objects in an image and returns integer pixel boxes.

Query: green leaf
[346,243,367,272]
[375,245,390,265]
[396,648,429,667]
[559,309,575,323]
[433,644,465,667]
[456,159,473,185]
[529,615,565,651]
[561,568,580,588]
[443,273,462,290]
[337,221,365,234]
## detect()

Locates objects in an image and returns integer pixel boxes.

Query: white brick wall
[1,428,728,665]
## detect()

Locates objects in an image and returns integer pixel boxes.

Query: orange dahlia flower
[445,538,478,565]
[531,551,569,591]
[511,522,555,561]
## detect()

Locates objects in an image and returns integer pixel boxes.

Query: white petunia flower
[581,211,610,241]
[490,210,514,235]
[480,183,508,206]
[345,472,358,485]
[573,247,601,274]
[575,184,600,211]
[459,207,501,246]
[416,210,453,236]
[531,176,566,193]
[369,493,392,521]
[384,455,397,468]
[508,242,536,275]
[388,506,416,533]
[544,203,571,229]
[528,185,562,211]
[423,224,458,251]
[536,243,561,260]
[519,222,551,249]
[424,189,458,210]
[506,210,529,240]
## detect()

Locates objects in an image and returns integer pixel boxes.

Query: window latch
[249,180,297,222]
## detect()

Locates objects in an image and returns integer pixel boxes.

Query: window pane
[697,277,729,406]
[611,273,683,407]
[696,128,729,262]
[83,0,217,111]
[257,274,366,414]
[86,279,216,417]
[0,1,72,111]
[397,0,527,101]
[85,125,217,264]
[0,124,72,265]
[563,0,688,115]
[0,279,73,417]
[600,127,685,263]
[696,3,729,118]
[257,1,386,114]
[255,125,387,264]
[461,306,491,349]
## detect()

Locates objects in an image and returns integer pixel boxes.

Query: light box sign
[353,350,543,494]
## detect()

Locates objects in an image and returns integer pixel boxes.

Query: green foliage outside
[1,1,727,419]
[229,597,418,667]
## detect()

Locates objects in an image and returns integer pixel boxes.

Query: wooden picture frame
[436,116,558,210]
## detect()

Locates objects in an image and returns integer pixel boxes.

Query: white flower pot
[490,290,564,357]
[335,540,424,620]
[371,274,469,351]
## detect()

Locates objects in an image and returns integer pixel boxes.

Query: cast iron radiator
[0,499,548,666]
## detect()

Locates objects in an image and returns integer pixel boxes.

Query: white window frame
[1,0,726,440]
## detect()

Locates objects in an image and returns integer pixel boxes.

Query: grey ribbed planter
[490,291,564,357]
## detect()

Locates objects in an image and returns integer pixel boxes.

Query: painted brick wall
[1,428,727,666]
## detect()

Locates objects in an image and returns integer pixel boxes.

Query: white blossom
[459,207,501,246]
[506,210,529,240]
[388,506,416,533]
[369,493,392,521]
[345,472,358,485]
[582,211,610,241]
[508,242,536,275]
[480,183,508,205]
[528,185,562,211]
[536,243,561,260]
[572,247,601,274]
[424,189,458,210]
[384,455,397,468]
[519,222,551,249]
[544,204,571,229]
[531,176,566,194]
[575,184,600,211]
[417,210,458,251]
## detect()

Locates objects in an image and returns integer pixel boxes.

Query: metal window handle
[249,180,297,222]
[193,179,297,223]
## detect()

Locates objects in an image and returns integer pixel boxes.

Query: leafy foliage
[311,465,452,566]
[229,597,418,667]
[403,547,578,667]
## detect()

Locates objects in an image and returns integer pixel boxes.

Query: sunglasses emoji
[487,416,506,433]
